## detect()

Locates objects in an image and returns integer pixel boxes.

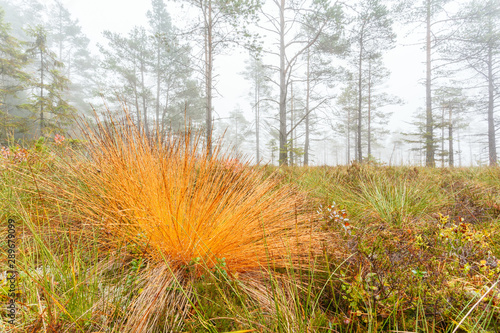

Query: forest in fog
[0,0,499,167]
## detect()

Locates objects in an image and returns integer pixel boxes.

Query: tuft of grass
[288,165,449,227]
[351,175,442,227]
[64,112,326,272]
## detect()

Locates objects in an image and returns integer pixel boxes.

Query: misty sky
[62,0,424,129]
[8,0,484,166]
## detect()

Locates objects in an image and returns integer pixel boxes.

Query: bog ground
[0,129,499,332]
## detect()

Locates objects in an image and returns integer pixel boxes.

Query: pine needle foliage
[52,110,327,274]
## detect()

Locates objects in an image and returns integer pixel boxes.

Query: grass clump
[66,112,326,272]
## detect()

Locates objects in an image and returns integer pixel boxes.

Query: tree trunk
[357,38,363,163]
[235,113,239,149]
[278,0,287,166]
[40,49,44,136]
[156,38,161,131]
[367,59,372,159]
[425,0,435,167]
[457,125,461,167]
[347,107,351,163]
[132,59,141,132]
[161,90,169,139]
[449,105,454,167]
[140,55,149,138]
[304,48,310,166]
[290,81,294,166]
[205,0,213,157]
[255,65,260,164]
[441,106,445,167]
[487,39,497,166]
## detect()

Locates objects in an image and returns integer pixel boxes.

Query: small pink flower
[54,134,65,145]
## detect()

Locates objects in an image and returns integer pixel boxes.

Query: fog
[0,0,497,166]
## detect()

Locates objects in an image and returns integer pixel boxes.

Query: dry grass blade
[451,279,500,333]
[119,265,190,333]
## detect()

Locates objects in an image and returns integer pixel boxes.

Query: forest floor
[0,134,499,332]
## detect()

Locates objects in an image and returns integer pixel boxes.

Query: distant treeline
[0,0,499,167]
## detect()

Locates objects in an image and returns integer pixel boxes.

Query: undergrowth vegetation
[0,115,499,332]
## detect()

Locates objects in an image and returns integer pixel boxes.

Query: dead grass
[62,111,329,273]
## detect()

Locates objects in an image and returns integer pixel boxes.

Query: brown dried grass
[51,110,329,275]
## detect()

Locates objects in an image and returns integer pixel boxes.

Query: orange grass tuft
[43,111,328,274]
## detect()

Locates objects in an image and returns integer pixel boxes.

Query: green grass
[0,137,499,332]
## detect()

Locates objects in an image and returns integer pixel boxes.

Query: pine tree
[241,53,271,164]
[261,0,344,165]
[99,27,154,135]
[0,8,30,140]
[48,0,93,111]
[147,0,202,133]
[439,0,500,165]
[397,0,453,166]
[347,0,396,162]
[25,25,76,137]
[224,106,252,154]
[175,0,261,156]
[335,81,360,164]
